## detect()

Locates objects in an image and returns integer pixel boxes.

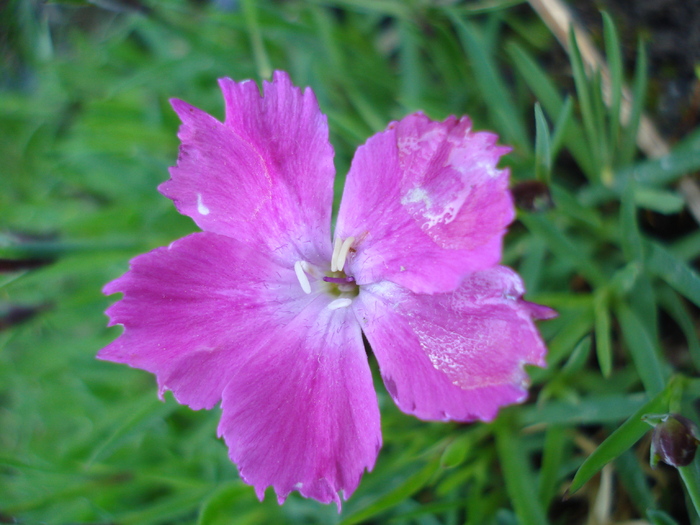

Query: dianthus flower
[100,71,555,507]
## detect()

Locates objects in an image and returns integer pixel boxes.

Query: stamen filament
[336,236,355,272]
[294,260,311,294]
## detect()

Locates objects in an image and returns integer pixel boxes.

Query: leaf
[339,459,439,525]
[620,39,648,166]
[647,241,700,309]
[506,42,594,177]
[620,180,645,263]
[679,458,700,518]
[593,290,612,377]
[568,26,601,181]
[494,412,550,525]
[537,425,567,508]
[616,302,667,396]
[647,509,681,525]
[658,287,700,371]
[521,394,648,426]
[534,103,552,183]
[520,213,606,287]
[550,96,574,159]
[633,187,685,215]
[449,14,530,152]
[567,382,672,495]
[602,12,623,157]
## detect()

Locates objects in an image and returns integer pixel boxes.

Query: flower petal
[99,232,303,408]
[100,232,380,507]
[336,113,514,294]
[354,266,553,421]
[160,71,335,264]
[217,301,381,508]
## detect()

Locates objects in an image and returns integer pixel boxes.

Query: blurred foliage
[1,0,700,523]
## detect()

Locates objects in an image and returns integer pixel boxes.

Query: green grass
[2,0,700,523]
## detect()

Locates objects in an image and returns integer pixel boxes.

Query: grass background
[2,0,700,523]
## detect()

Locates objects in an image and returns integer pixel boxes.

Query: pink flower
[99,71,555,508]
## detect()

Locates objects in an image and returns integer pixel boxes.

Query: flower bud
[645,413,700,468]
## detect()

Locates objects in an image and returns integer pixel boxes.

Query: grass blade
[620,39,648,166]
[647,240,700,309]
[616,302,667,396]
[449,13,530,152]
[602,12,623,158]
[567,383,672,495]
[593,289,612,377]
[495,412,550,525]
[534,103,552,182]
[568,26,600,181]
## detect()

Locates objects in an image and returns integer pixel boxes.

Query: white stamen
[300,261,322,280]
[294,260,311,294]
[328,298,352,310]
[336,236,355,272]
[196,193,210,215]
[330,237,342,272]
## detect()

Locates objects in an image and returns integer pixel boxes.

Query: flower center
[292,237,359,310]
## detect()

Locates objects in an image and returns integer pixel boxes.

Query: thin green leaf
[522,394,647,426]
[449,13,530,152]
[520,213,606,287]
[340,460,439,525]
[647,509,681,525]
[620,180,645,263]
[534,103,552,183]
[658,287,700,370]
[398,19,423,109]
[561,335,593,376]
[593,289,612,377]
[242,0,272,80]
[620,39,648,166]
[506,42,594,176]
[568,26,600,181]
[531,307,594,380]
[647,240,700,309]
[679,458,700,519]
[634,187,685,214]
[550,96,574,159]
[616,302,667,395]
[591,68,611,183]
[567,383,672,495]
[538,425,567,509]
[602,12,623,156]
[615,449,656,515]
[494,412,550,525]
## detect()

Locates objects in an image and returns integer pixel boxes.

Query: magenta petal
[335,113,514,294]
[217,302,381,508]
[99,231,308,409]
[160,71,335,264]
[354,266,550,422]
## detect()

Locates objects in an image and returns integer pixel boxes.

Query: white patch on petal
[294,260,311,294]
[196,193,210,215]
[328,298,353,310]
[402,187,431,208]
[402,185,465,228]
[294,482,304,489]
